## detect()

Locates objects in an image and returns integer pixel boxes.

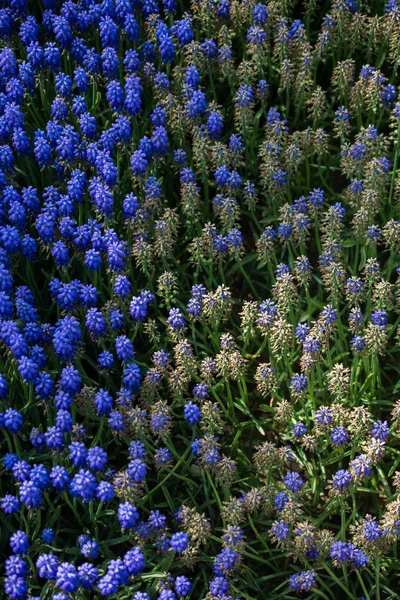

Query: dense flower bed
[0,0,400,598]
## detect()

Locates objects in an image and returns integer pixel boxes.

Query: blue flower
[213,547,237,575]
[170,532,189,553]
[70,469,98,502]
[210,577,229,596]
[290,373,308,393]
[363,517,382,542]
[168,308,185,330]
[87,447,108,472]
[4,409,22,433]
[331,426,349,446]
[274,492,289,511]
[128,458,147,483]
[36,553,59,580]
[98,350,114,369]
[10,531,29,555]
[78,563,99,590]
[351,455,372,478]
[293,422,307,437]
[124,547,145,575]
[271,520,289,541]
[175,575,192,596]
[44,426,65,451]
[118,502,139,529]
[50,466,71,491]
[185,90,207,118]
[207,111,223,139]
[80,537,100,559]
[1,494,20,514]
[56,563,79,593]
[371,310,388,328]
[289,570,316,592]
[94,389,114,416]
[41,528,55,544]
[332,469,352,492]
[20,480,42,509]
[171,16,194,46]
[284,472,304,492]
[56,409,74,432]
[123,363,142,392]
[371,420,389,440]
[184,401,201,426]
[12,460,31,483]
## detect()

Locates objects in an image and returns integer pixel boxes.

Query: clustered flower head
[0,0,399,598]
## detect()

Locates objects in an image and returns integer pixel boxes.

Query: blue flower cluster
[0,0,400,598]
